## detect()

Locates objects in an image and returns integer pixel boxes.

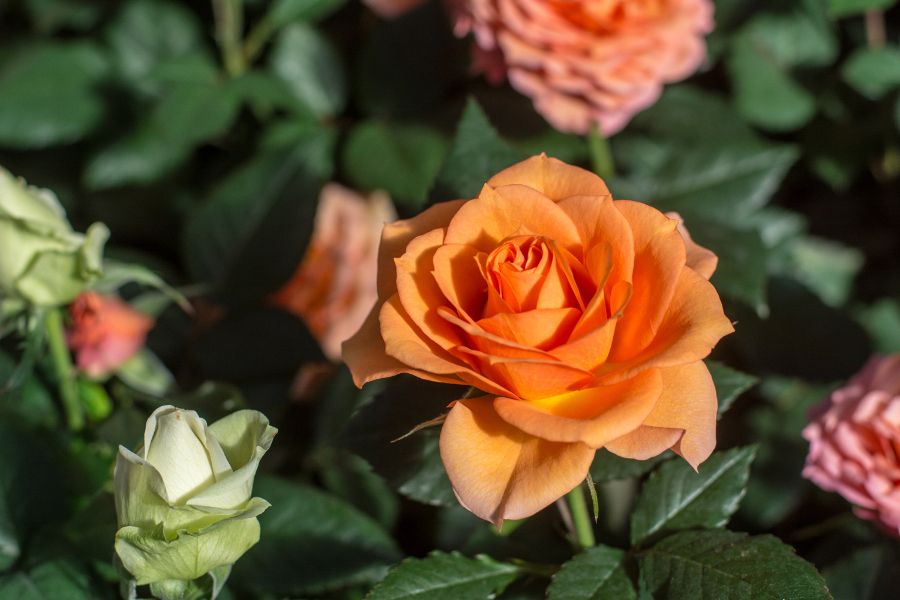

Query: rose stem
[45,308,83,431]
[565,486,596,549]
[865,10,886,49]
[212,0,246,76]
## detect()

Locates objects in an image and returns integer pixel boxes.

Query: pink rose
[363,0,427,19]
[803,354,900,534]
[271,184,396,361]
[449,0,714,135]
[67,292,154,378]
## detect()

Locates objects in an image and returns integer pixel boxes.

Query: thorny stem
[45,308,82,430]
[565,486,596,549]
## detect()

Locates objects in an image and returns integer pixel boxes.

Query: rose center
[482,235,576,314]
[548,0,668,31]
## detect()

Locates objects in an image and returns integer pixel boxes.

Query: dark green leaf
[590,450,671,483]
[433,98,525,200]
[630,446,756,545]
[344,377,462,506]
[367,551,520,600]
[267,0,348,26]
[639,530,832,599]
[856,299,900,353]
[105,0,204,92]
[269,23,346,118]
[842,47,900,100]
[231,476,401,596]
[0,42,108,148]
[342,120,447,207]
[0,561,95,599]
[822,544,900,600]
[690,220,769,312]
[316,450,400,531]
[827,0,896,18]
[547,545,635,600]
[707,361,758,418]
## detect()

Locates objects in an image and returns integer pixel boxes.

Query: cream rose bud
[114,406,276,591]
[0,166,108,318]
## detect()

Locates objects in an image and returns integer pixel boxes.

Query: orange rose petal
[381,295,470,377]
[604,425,683,461]
[667,212,718,280]
[478,307,580,349]
[458,347,595,400]
[641,361,718,469]
[609,201,687,361]
[438,307,558,360]
[444,184,581,253]
[602,268,734,383]
[485,155,610,201]
[549,318,617,371]
[377,200,466,299]
[557,195,634,286]
[395,228,465,350]
[432,243,486,320]
[493,369,663,447]
[342,305,463,388]
[440,397,596,525]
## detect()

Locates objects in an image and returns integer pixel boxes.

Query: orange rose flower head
[343,155,733,525]
[449,0,715,135]
[67,292,154,378]
[272,184,396,361]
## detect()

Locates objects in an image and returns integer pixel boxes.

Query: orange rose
[272,184,396,361]
[449,0,714,135]
[67,292,154,378]
[343,155,733,524]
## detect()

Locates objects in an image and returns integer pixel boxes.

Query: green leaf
[366,552,520,600]
[822,544,900,600]
[781,236,864,307]
[342,120,447,207]
[0,42,108,148]
[0,561,95,599]
[344,377,461,506]
[639,530,832,599]
[827,0,897,18]
[117,349,175,397]
[433,98,525,200]
[590,450,671,483]
[690,220,769,312]
[269,23,346,118]
[707,361,758,418]
[231,476,401,596]
[630,446,757,545]
[105,0,205,93]
[842,47,900,100]
[547,545,635,600]
[266,0,349,26]
[84,75,243,189]
[0,350,57,430]
[856,299,900,353]
[182,120,335,303]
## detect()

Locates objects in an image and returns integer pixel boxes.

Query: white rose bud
[114,406,276,595]
[0,166,108,317]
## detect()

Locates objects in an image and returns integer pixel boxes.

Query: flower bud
[114,406,276,590]
[0,166,108,317]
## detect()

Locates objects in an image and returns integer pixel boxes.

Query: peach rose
[803,354,900,534]
[272,184,396,361]
[67,292,154,378]
[449,0,715,135]
[343,155,733,524]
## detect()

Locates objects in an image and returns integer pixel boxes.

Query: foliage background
[0,0,899,597]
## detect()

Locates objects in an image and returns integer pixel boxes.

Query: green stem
[45,308,82,431]
[243,16,276,66]
[566,486,596,549]
[212,0,246,76]
[588,124,616,180]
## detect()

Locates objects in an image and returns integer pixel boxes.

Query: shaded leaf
[708,361,758,418]
[269,23,346,118]
[547,545,635,600]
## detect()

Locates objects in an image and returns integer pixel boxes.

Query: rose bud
[344,155,733,525]
[804,354,900,534]
[272,183,396,361]
[114,406,276,595]
[67,292,154,378]
[448,0,715,135]
[0,166,108,318]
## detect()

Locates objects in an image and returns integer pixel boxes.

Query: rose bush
[67,291,154,378]
[272,184,395,361]
[449,0,715,135]
[344,155,733,524]
[803,354,900,534]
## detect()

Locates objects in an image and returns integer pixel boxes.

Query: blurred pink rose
[803,354,900,533]
[271,184,396,361]
[363,0,427,18]
[67,292,154,378]
[449,0,714,135]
